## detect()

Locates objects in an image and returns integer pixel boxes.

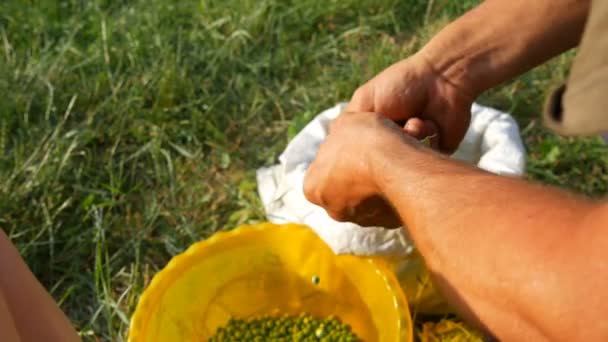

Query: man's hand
[347,54,474,153]
[303,111,608,342]
[305,0,600,339]
[304,111,418,227]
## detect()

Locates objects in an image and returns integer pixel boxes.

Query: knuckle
[349,85,373,111]
[352,86,367,100]
[327,209,348,222]
[302,174,317,202]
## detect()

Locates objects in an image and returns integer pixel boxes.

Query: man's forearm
[419,0,589,95]
[373,145,608,340]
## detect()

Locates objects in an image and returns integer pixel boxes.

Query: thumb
[403,118,440,149]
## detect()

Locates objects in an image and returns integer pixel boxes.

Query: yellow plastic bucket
[128,223,412,341]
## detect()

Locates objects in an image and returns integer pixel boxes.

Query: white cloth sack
[256,102,526,257]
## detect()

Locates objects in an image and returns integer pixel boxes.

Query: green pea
[208,313,361,341]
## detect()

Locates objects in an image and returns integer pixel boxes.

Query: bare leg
[0,230,79,342]
[0,288,22,342]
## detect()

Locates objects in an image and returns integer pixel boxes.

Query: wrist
[367,135,427,198]
[417,42,486,99]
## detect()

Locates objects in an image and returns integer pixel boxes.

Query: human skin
[305,0,606,340]
[347,0,589,153]
[304,112,608,341]
[0,0,594,340]
[0,230,80,342]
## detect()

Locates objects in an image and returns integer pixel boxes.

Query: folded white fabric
[256,102,526,257]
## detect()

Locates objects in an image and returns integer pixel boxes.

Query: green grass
[1,0,606,341]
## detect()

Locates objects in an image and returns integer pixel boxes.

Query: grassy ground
[1,0,607,341]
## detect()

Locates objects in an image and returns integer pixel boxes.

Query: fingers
[423,119,440,150]
[324,196,402,228]
[352,196,402,228]
[403,117,425,139]
[407,107,468,153]
[436,108,471,153]
[346,85,375,113]
[403,118,440,149]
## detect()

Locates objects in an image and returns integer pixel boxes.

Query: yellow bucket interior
[128,223,412,341]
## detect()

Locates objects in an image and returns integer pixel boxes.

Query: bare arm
[304,111,608,341]
[306,0,599,339]
[348,0,590,151]
[420,0,590,95]
[374,140,608,341]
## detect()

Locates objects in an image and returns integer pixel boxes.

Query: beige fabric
[544,0,608,135]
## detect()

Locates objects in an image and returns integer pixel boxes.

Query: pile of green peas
[207,313,361,342]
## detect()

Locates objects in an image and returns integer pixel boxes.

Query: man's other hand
[347,53,473,153]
